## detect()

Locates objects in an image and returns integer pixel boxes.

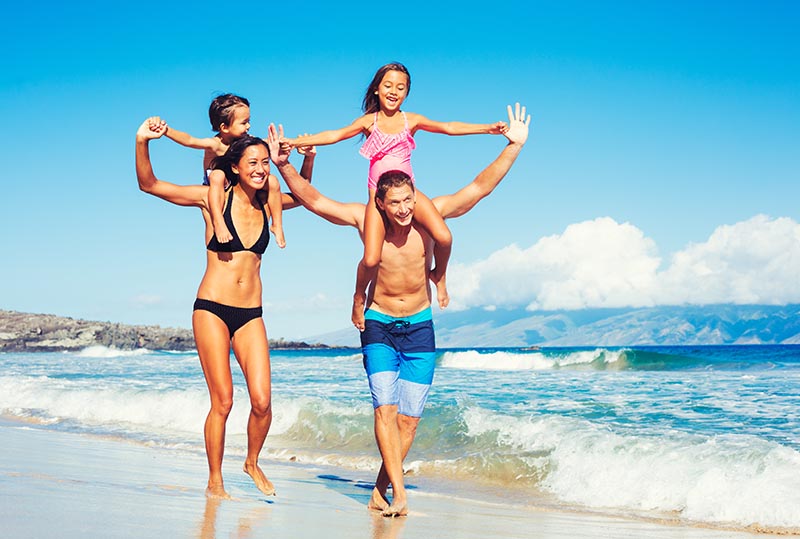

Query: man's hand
[266,123,291,167]
[503,103,530,145]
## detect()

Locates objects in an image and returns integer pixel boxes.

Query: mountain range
[305,304,800,348]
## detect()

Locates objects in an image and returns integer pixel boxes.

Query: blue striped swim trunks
[360,307,436,418]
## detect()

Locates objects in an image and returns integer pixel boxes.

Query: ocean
[2,345,799,532]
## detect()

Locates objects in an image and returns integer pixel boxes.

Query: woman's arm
[135,118,208,208]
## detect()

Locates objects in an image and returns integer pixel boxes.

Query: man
[268,103,530,517]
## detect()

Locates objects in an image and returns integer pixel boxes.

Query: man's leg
[372,404,408,516]
[372,413,421,501]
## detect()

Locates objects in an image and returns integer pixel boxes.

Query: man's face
[377,184,415,227]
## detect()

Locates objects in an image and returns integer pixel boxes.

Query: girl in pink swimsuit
[285,62,507,311]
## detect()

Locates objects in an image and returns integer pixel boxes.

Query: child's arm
[162,122,225,153]
[285,116,370,148]
[409,112,507,136]
[207,170,232,243]
[267,174,286,248]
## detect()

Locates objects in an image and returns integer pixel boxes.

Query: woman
[135,118,312,498]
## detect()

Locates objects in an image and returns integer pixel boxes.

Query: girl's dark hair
[362,62,411,114]
[208,93,250,131]
[210,135,269,187]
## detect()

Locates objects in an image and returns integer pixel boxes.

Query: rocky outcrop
[0,310,329,352]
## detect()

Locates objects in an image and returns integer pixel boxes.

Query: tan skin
[271,103,530,516]
[135,118,312,499]
[284,69,508,316]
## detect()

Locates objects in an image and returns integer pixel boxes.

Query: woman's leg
[192,309,234,498]
[231,317,275,496]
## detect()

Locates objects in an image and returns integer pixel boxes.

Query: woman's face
[231,144,270,190]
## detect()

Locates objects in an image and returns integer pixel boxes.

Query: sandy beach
[1,418,766,539]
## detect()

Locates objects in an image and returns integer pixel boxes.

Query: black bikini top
[207,189,270,255]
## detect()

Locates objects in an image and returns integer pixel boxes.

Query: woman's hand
[138,117,166,141]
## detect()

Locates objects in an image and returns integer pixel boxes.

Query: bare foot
[352,295,366,331]
[243,461,276,496]
[214,223,233,244]
[271,225,286,248]
[381,499,408,518]
[205,484,232,499]
[430,268,449,309]
[367,487,389,511]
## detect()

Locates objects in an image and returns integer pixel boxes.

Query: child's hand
[488,121,508,135]
[138,117,166,140]
[295,133,316,157]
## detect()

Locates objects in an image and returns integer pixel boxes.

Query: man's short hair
[375,170,415,201]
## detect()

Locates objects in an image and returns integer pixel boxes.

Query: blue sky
[2,1,798,339]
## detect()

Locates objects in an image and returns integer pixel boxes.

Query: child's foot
[352,295,366,331]
[431,268,449,309]
[271,225,286,248]
[214,224,233,244]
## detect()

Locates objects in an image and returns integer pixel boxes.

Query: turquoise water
[2,345,800,530]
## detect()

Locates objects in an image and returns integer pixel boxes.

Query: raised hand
[503,103,530,145]
[266,123,290,166]
[138,117,167,140]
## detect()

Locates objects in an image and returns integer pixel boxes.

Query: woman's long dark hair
[209,136,269,187]
[362,62,411,114]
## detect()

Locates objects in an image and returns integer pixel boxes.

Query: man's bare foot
[243,461,276,496]
[205,484,232,499]
[381,499,408,518]
[367,487,389,511]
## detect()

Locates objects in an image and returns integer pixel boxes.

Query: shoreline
[1,417,767,538]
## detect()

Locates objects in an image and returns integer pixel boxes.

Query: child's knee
[362,253,381,269]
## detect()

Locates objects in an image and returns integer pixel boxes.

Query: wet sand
[0,419,762,538]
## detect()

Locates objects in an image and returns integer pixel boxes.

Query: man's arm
[433,103,530,219]
[267,123,365,229]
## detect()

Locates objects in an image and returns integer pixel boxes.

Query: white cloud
[449,215,800,311]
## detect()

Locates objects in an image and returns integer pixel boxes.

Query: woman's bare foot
[243,461,276,496]
[367,487,389,511]
[205,483,232,499]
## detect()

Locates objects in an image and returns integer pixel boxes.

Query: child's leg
[353,191,385,331]
[363,191,386,269]
[208,170,232,243]
[414,189,452,309]
[267,175,285,248]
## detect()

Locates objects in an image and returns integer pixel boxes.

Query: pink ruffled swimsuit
[359,111,416,190]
